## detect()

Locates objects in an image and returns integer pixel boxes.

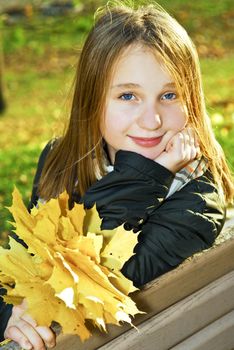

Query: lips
[128,135,163,148]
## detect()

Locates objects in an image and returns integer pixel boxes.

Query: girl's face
[101,45,187,164]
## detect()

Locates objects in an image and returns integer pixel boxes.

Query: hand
[155,128,200,173]
[4,299,56,350]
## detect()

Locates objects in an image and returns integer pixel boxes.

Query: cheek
[100,113,122,140]
[102,105,131,136]
[100,104,114,136]
[168,105,187,130]
[176,115,187,130]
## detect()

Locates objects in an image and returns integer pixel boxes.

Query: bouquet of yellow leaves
[0,188,142,342]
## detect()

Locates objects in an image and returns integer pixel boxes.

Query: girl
[1,1,233,349]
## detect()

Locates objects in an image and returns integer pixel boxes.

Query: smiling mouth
[128,135,163,147]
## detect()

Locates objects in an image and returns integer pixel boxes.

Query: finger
[190,144,197,160]
[165,132,182,157]
[196,145,201,158]
[17,306,51,349]
[181,128,194,159]
[12,302,27,318]
[21,313,37,328]
[186,131,193,158]
[187,127,195,144]
[21,314,55,348]
[188,127,200,147]
[174,132,185,152]
[5,326,33,350]
[184,132,190,148]
[187,127,198,148]
[186,128,200,160]
[16,319,46,350]
[36,326,56,348]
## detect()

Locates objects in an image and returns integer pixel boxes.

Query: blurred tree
[80,0,106,14]
[0,21,5,114]
[0,81,5,114]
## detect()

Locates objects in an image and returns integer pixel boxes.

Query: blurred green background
[0,0,233,243]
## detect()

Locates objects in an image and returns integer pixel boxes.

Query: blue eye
[120,93,134,101]
[161,92,176,100]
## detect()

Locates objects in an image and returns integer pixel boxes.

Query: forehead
[110,44,173,85]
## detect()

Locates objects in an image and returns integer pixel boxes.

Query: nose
[137,105,162,130]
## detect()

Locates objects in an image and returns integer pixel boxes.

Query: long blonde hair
[39,0,233,204]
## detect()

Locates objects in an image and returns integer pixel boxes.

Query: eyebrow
[111,82,176,89]
[111,83,141,89]
[163,82,176,88]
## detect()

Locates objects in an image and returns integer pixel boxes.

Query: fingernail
[47,342,56,348]
[23,343,32,350]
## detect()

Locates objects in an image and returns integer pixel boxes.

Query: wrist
[155,159,177,174]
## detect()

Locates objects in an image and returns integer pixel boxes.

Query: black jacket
[81,150,225,286]
[0,143,225,340]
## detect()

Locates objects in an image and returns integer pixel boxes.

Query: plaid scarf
[166,157,208,198]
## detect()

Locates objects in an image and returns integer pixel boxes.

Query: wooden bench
[2,223,234,350]
[54,224,234,350]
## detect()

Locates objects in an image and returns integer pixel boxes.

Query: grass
[0,61,74,237]
[0,0,233,242]
[201,57,234,163]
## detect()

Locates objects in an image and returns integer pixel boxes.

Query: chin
[132,149,161,160]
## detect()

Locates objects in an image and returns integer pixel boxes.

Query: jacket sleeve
[121,175,225,287]
[0,292,13,341]
[28,139,56,210]
[82,150,175,231]
[82,150,225,287]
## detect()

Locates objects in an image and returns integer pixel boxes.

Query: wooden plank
[54,237,234,350]
[98,271,234,350]
[134,236,234,318]
[171,310,234,350]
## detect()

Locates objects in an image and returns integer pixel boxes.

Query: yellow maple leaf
[100,225,139,294]
[7,187,36,232]
[0,237,39,282]
[0,187,142,341]
[14,282,90,341]
[101,225,139,269]
[83,207,138,294]
[66,233,103,264]
[66,202,86,235]
[78,293,106,331]
[46,254,78,295]
[84,205,115,242]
